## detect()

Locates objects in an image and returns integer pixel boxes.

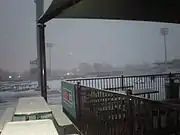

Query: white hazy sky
[1,0,180,72]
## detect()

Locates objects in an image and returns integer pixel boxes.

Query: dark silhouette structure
[39,0,180,24]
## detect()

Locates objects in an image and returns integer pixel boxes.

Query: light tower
[160,28,169,66]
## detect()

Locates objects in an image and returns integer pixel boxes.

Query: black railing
[67,73,180,100]
[62,73,180,135]
[75,85,180,135]
[0,81,38,91]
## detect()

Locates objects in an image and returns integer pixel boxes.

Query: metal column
[37,23,47,102]
[34,0,44,87]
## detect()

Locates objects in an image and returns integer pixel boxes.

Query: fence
[0,81,38,92]
[61,80,180,135]
[61,73,180,135]
[77,85,180,135]
[67,73,180,100]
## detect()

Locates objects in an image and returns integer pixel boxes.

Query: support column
[35,0,44,88]
[37,23,47,102]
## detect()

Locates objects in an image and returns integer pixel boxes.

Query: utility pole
[160,28,169,67]
[46,43,54,77]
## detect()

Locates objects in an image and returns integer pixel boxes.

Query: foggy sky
[1,0,180,72]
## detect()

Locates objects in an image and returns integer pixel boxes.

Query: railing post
[76,82,81,125]
[169,73,173,96]
[129,99,134,135]
[122,75,124,90]
[126,89,132,96]
[127,90,133,135]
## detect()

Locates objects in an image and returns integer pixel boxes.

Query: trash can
[165,75,180,99]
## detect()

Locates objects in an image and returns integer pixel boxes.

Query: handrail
[76,85,180,135]
[62,73,180,135]
[65,73,180,82]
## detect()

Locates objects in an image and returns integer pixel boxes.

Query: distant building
[78,63,94,75]
[153,59,180,69]
[86,72,112,77]
[152,59,180,73]
[111,71,123,76]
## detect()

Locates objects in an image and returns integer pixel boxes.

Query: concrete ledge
[49,105,79,135]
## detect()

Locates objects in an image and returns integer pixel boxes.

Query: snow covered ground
[0,80,62,118]
[0,77,178,118]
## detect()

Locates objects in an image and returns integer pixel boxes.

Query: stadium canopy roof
[38,0,180,24]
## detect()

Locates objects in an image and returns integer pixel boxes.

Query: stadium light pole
[160,28,169,66]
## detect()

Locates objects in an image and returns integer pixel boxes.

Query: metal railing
[62,73,180,135]
[75,85,180,135]
[0,81,38,92]
[67,73,180,100]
